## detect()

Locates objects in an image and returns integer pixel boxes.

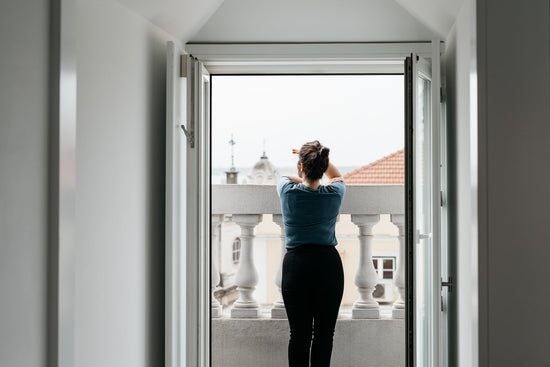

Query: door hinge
[441,276,454,293]
[180,54,187,78]
[180,123,194,147]
[440,190,445,207]
[440,86,446,103]
[415,229,431,244]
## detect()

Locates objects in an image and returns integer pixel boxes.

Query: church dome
[247,152,279,184]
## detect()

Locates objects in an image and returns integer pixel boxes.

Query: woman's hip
[282,245,343,285]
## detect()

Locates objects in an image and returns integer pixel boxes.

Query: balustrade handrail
[212,184,404,215]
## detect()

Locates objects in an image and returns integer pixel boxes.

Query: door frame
[176,41,444,367]
[49,1,77,367]
[405,43,444,367]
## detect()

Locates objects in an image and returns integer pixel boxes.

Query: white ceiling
[191,0,437,43]
[394,0,464,38]
[117,0,463,43]
[116,0,225,42]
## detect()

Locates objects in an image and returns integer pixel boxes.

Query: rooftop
[343,149,404,185]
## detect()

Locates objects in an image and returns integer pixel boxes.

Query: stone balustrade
[211,184,405,321]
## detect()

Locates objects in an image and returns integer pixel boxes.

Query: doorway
[210,74,405,367]
[165,42,447,367]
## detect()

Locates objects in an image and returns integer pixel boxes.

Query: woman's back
[277,176,346,249]
[278,140,345,367]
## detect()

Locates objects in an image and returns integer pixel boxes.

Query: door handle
[441,276,454,293]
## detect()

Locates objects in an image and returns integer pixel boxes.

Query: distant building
[247,151,279,184]
[225,168,239,184]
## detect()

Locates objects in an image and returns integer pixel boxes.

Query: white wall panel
[76,1,176,366]
[477,0,550,365]
[444,1,478,366]
[0,1,50,366]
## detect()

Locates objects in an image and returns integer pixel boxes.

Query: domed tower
[247,150,279,184]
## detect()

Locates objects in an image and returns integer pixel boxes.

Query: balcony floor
[213,305,405,367]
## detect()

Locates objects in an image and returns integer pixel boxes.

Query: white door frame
[185,42,436,74]
[172,41,445,367]
[49,0,77,366]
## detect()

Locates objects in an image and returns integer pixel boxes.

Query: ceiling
[116,0,224,42]
[117,0,464,43]
[394,0,464,37]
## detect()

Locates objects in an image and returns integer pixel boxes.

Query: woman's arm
[285,175,303,184]
[325,162,343,182]
[288,149,304,183]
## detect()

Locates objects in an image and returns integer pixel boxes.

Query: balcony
[211,184,405,367]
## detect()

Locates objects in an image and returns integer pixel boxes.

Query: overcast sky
[211,75,404,170]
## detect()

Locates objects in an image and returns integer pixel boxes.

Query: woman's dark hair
[298,140,330,181]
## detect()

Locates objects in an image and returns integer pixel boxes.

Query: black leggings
[282,244,344,367]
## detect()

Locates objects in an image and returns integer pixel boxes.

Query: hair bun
[319,146,330,158]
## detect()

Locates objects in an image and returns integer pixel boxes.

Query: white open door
[167,40,211,367]
[165,41,189,367]
[406,42,444,367]
[165,42,197,367]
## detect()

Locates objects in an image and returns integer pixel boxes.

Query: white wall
[75,0,176,366]
[444,0,478,366]
[190,0,438,42]
[0,1,50,366]
[476,1,550,366]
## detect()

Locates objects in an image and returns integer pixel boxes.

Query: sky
[211,75,404,171]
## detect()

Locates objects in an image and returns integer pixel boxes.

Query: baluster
[211,214,223,318]
[351,214,381,319]
[271,214,287,319]
[391,214,406,319]
[230,214,263,318]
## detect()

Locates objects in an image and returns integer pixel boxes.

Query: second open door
[405,51,445,367]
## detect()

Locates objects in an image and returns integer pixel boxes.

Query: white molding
[185,42,434,62]
[184,43,444,74]
[200,61,405,75]
[49,0,77,366]
[431,39,443,367]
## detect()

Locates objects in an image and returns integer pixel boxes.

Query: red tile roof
[343,149,404,184]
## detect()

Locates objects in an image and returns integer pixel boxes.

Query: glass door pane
[415,69,433,367]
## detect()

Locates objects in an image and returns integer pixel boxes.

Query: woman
[277,140,346,367]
